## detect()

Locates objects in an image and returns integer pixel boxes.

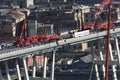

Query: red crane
[95,0,115,30]
[96,0,111,10]
[17,16,26,47]
[96,0,113,80]
[16,16,60,47]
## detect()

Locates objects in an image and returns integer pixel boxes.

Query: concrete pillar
[23,57,29,80]
[51,48,57,80]
[64,0,67,2]
[95,63,100,80]
[115,37,120,68]
[32,56,36,78]
[91,42,100,80]
[0,65,3,80]
[43,54,47,78]
[82,42,88,51]
[98,40,105,78]
[109,43,117,80]
[15,59,22,80]
[4,61,11,80]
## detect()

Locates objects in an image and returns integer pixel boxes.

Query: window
[86,19,88,22]
[86,14,88,17]
[91,19,94,22]
[79,45,82,49]
[73,45,76,50]
[62,46,64,49]
[91,15,93,17]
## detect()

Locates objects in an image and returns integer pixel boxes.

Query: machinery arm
[19,16,26,44]
[96,0,111,10]
[104,0,113,80]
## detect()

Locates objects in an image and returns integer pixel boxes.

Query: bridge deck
[0,27,120,61]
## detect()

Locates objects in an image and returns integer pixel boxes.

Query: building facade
[19,0,34,8]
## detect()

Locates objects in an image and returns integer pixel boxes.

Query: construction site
[0,0,120,80]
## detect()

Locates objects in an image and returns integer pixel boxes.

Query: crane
[16,16,26,47]
[96,0,113,80]
[96,0,111,10]
[95,0,115,29]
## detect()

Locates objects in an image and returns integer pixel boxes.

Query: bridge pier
[23,57,29,80]
[109,43,117,80]
[82,43,88,51]
[4,61,11,80]
[91,42,100,80]
[32,56,36,78]
[51,48,57,80]
[115,37,120,68]
[98,39,105,78]
[94,64,100,80]
[43,53,47,79]
[0,65,3,80]
[15,59,22,80]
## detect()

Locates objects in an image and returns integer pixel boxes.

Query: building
[0,0,34,8]
[19,0,34,8]
[0,8,30,42]
[113,2,120,22]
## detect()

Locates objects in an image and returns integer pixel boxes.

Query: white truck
[74,30,90,38]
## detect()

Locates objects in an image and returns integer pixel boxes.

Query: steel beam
[4,61,11,80]
[15,59,22,80]
[23,57,29,80]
